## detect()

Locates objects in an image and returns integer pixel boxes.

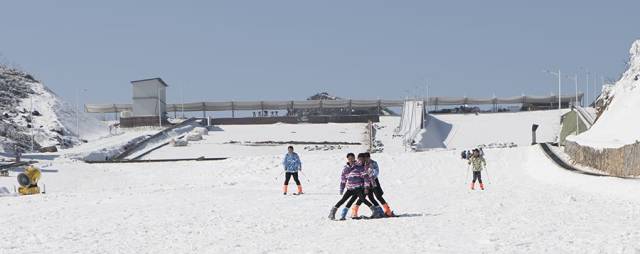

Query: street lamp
[544,69,562,109]
[76,88,88,139]
[567,74,579,134]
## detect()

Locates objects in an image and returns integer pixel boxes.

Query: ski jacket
[283,152,302,172]
[468,156,486,172]
[340,162,371,192]
[367,160,380,179]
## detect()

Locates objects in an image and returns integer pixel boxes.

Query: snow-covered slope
[415,110,565,150]
[142,122,367,159]
[570,40,640,148]
[4,117,640,252]
[0,65,107,153]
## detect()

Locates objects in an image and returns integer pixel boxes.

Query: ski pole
[300,170,311,183]
[465,163,470,185]
[274,171,284,181]
[484,166,491,184]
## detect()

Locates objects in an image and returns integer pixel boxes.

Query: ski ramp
[395,100,426,145]
[414,110,566,150]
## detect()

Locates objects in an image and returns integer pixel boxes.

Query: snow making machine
[17,165,42,195]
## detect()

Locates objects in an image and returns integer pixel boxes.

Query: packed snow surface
[571,40,640,148]
[142,122,367,159]
[415,110,566,149]
[2,116,640,253]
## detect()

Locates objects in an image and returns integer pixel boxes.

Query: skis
[283,192,304,196]
[331,212,398,221]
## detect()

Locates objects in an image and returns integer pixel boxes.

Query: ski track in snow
[2,117,640,253]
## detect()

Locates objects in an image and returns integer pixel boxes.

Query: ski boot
[283,185,288,195]
[383,204,394,217]
[480,183,485,190]
[339,207,349,220]
[470,182,475,190]
[328,207,337,220]
[370,206,383,218]
[351,205,360,219]
[374,206,385,218]
[295,185,304,195]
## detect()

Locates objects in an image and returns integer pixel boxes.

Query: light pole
[30,96,33,152]
[157,86,162,128]
[75,88,87,139]
[585,71,589,107]
[567,74,579,134]
[544,70,562,109]
[425,80,429,112]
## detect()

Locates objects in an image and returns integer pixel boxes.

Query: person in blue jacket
[282,146,303,195]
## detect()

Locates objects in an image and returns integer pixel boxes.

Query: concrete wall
[565,140,640,177]
[121,116,170,128]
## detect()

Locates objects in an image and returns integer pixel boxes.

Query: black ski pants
[472,171,483,184]
[343,188,372,208]
[372,178,387,205]
[284,172,301,185]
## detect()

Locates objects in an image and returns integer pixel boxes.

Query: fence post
[231,101,235,118]
[202,102,206,118]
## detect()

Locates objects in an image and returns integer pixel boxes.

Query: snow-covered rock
[186,133,203,141]
[193,127,208,136]
[0,65,108,153]
[570,40,640,148]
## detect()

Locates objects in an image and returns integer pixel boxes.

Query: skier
[328,153,377,220]
[468,149,487,190]
[348,153,385,219]
[328,153,358,220]
[364,152,394,217]
[282,146,303,195]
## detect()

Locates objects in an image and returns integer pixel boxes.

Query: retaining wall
[564,140,640,177]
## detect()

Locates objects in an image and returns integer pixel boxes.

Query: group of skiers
[282,145,488,221]
[281,146,395,220]
[328,152,395,220]
[461,148,487,190]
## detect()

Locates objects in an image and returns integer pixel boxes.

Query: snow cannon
[17,165,41,195]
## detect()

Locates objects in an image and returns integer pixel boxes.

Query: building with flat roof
[121,78,169,127]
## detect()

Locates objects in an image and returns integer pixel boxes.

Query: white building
[131,78,168,118]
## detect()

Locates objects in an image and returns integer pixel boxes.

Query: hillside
[570,40,640,148]
[0,65,107,153]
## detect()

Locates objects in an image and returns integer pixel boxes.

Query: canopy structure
[85,94,583,114]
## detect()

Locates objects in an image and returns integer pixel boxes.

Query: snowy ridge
[570,40,640,148]
[0,65,107,153]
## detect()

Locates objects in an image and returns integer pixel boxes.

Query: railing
[85,94,584,114]
[575,106,595,129]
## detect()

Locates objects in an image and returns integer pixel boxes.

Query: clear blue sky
[1,0,638,106]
